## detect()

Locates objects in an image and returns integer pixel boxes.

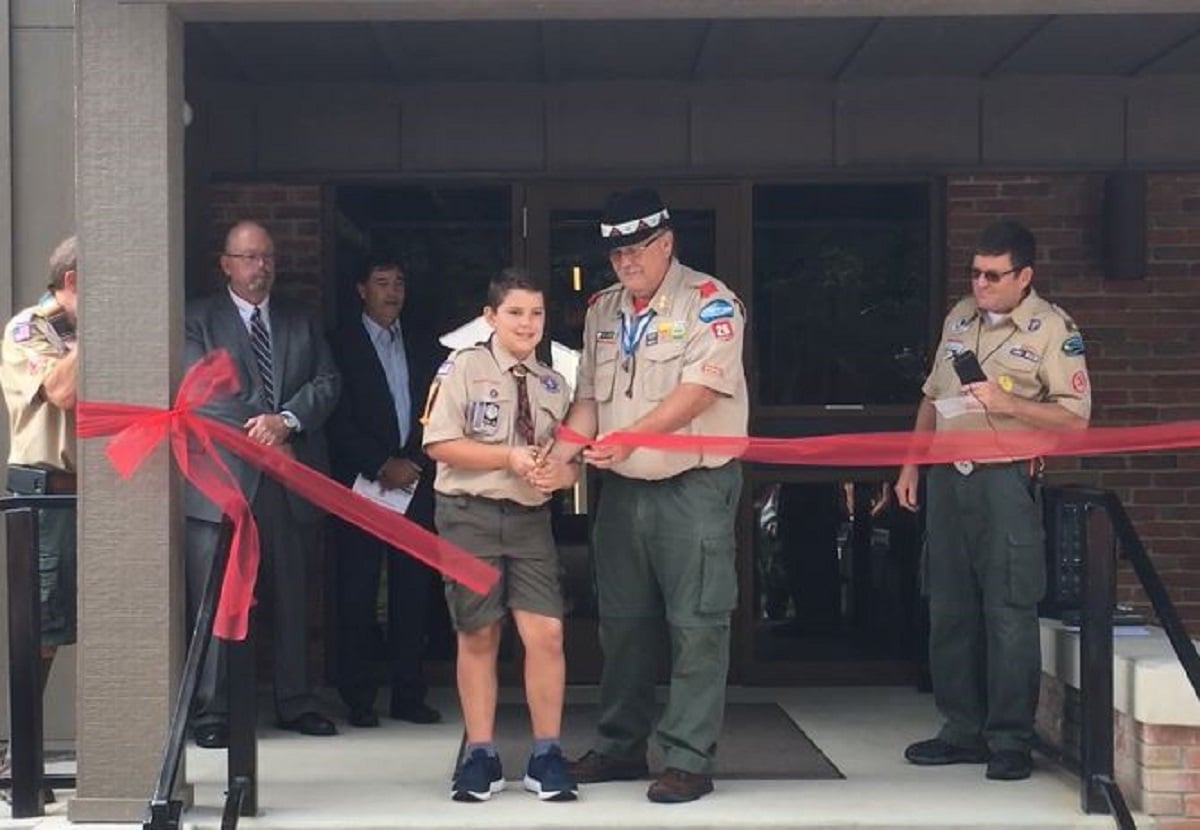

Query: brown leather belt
[6,464,76,495]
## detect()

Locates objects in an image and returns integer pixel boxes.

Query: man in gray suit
[184,221,341,748]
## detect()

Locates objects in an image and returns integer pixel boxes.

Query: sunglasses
[968,265,1023,284]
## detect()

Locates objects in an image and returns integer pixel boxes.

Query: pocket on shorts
[1006,528,1046,607]
[697,535,737,615]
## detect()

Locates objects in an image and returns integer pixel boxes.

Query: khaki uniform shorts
[435,493,563,632]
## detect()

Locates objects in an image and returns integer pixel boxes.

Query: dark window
[752,183,932,408]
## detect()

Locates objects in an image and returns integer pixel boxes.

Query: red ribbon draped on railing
[76,349,498,642]
[555,420,1200,467]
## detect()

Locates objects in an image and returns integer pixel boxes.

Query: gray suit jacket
[183,290,341,524]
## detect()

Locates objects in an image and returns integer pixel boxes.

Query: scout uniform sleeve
[679,289,743,396]
[421,356,470,445]
[574,300,601,401]
[2,315,65,406]
[1038,315,1092,422]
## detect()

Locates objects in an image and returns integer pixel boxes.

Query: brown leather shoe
[646,767,714,803]
[567,750,648,783]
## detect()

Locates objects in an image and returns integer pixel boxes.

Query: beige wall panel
[73,1,185,820]
[12,0,73,29]
[547,82,689,171]
[836,79,979,167]
[11,29,75,305]
[983,78,1125,165]
[692,81,833,168]
[1127,77,1200,165]
[258,85,401,172]
[403,85,545,171]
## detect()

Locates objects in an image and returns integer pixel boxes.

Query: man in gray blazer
[184,220,341,748]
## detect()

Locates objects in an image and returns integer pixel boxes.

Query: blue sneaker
[523,746,579,802]
[451,748,505,802]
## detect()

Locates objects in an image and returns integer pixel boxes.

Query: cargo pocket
[1006,528,1046,607]
[697,535,738,615]
[643,343,685,401]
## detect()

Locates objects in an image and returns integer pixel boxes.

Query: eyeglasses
[968,265,1022,284]
[224,252,275,266]
[608,231,666,264]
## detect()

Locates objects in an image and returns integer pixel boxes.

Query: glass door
[524,183,741,683]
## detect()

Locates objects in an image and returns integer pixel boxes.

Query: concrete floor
[7,686,1150,830]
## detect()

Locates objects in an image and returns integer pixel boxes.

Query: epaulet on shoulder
[1046,301,1079,331]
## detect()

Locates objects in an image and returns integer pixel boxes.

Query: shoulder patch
[436,358,455,376]
[10,322,32,343]
[540,374,561,394]
[1061,333,1086,357]
[698,299,735,324]
[696,279,719,299]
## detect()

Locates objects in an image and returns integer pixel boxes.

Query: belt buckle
[953,460,975,476]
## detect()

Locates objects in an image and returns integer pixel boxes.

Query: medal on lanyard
[619,309,656,372]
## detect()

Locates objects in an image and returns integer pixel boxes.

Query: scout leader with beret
[422,267,579,804]
[895,219,1091,783]
[549,188,749,804]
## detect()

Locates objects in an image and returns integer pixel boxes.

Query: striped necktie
[249,306,275,406]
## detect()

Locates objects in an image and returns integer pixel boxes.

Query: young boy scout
[895,220,1091,782]
[423,267,579,803]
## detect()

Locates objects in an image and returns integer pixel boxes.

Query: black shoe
[277,711,338,736]
[986,750,1032,780]
[193,722,229,749]
[389,701,442,724]
[348,707,380,728]
[567,749,649,783]
[904,737,989,766]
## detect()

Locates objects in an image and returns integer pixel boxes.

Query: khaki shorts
[435,493,563,632]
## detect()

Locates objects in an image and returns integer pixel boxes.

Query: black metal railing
[1063,485,1200,830]
[0,493,79,818]
[143,519,256,830]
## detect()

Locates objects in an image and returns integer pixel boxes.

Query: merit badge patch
[1061,334,1086,357]
[698,299,735,324]
[1009,346,1040,363]
[1071,370,1088,393]
[1027,318,1042,332]
[711,320,734,341]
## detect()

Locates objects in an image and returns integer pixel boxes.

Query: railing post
[1078,492,1115,815]
[5,507,46,817]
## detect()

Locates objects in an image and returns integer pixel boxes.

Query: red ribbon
[557,420,1200,467]
[77,349,498,641]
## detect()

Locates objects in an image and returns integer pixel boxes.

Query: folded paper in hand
[933,395,985,420]
[352,474,414,515]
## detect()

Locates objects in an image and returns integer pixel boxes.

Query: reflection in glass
[753,183,932,407]
[752,478,922,662]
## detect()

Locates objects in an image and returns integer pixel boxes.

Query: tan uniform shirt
[576,259,749,481]
[1,300,76,471]
[423,338,570,507]
[922,288,1092,437]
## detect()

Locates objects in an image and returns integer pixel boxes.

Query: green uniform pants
[590,462,742,774]
[924,462,1045,754]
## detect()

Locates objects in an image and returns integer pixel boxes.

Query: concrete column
[72,0,185,821]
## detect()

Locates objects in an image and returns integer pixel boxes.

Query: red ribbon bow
[77,349,498,641]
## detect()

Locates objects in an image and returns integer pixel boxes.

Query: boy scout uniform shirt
[922,288,1092,436]
[0,300,76,471]
[576,259,748,481]
[423,339,570,507]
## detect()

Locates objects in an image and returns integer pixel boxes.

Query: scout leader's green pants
[590,462,742,775]
[924,462,1045,754]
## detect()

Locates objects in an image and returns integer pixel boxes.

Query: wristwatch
[280,411,300,434]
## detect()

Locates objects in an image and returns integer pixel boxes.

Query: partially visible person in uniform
[894,219,1091,781]
[553,188,748,804]
[328,258,442,729]
[1,235,79,696]
[184,221,341,748]
[423,267,578,803]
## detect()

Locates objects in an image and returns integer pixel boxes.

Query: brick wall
[946,173,1200,630]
